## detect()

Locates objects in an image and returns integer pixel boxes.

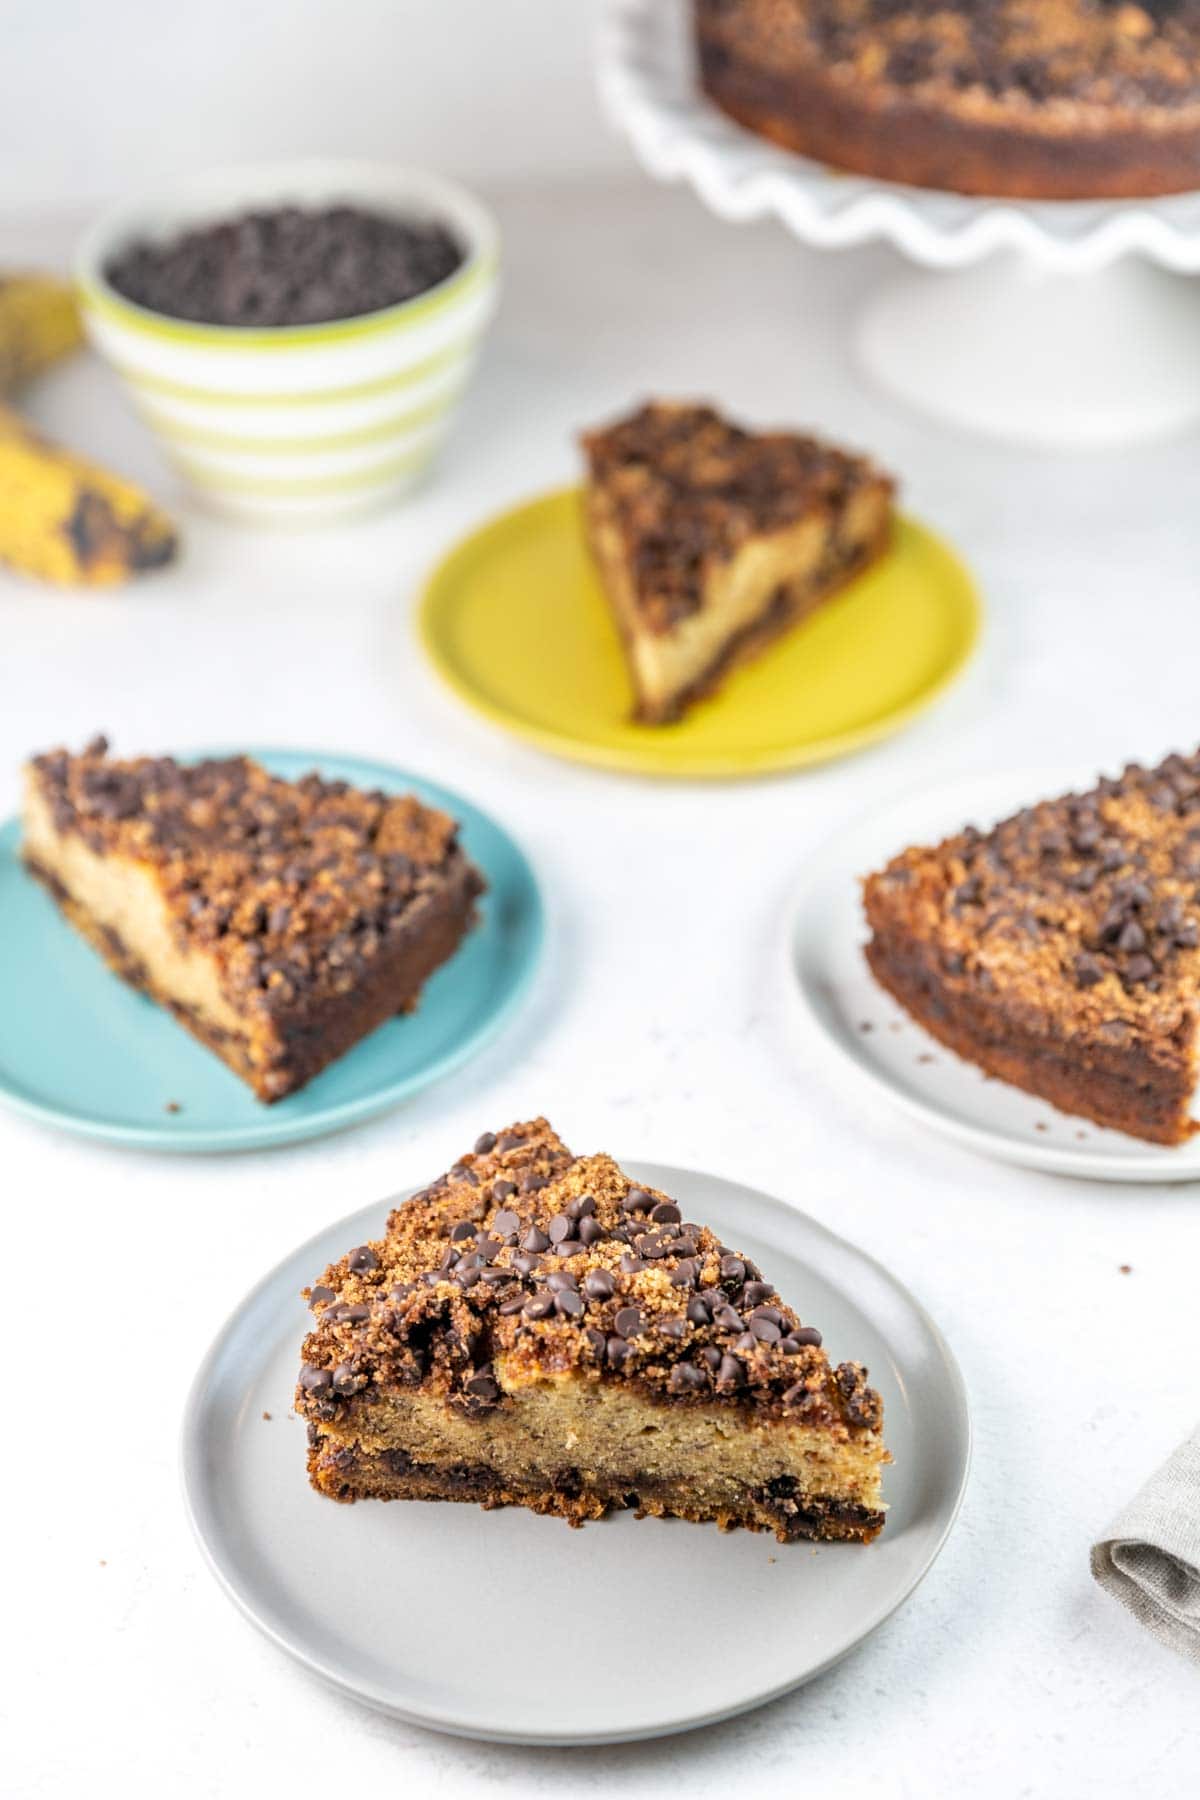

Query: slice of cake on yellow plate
[297,1117,889,1542]
[581,401,894,723]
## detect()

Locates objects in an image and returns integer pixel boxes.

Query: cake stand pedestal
[599,0,1200,450]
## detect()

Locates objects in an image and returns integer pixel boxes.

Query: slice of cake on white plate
[297,1117,890,1542]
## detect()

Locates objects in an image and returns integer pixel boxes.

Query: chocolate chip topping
[29,742,482,1050]
[294,1118,877,1435]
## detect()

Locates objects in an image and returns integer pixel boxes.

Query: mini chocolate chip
[751,1304,783,1327]
[735,1332,758,1352]
[455,1267,482,1291]
[546,1270,578,1292]
[388,1284,411,1304]
[1125,954,1156,984]
[719,1255,746,1285]
[779,1337,801,1354]
[670,1260,697,1289]
[496,1133,523,1152]
[584,1269,615,1300]
[1074,953,1105,988]
[474,1132,497,1154]
[524,1294,554,1320]
[606,1336,633,1367]
[687,1296,712,1326]
[521,1226,550,1253]
[554,1288,585,1318]
[511,1253,540,1277]
[614,1306,644,1338]
[500,1296,526,1315]
[790,1326,823,1347]
[567,1194,596,1220]
[717,1354,744,1387]
[637,1233,670,1259]
[548,1214,572,1244]
[343,1304,370,1322]
[750,1316,781,1343]
[659,1316,687,1340]
[298,1363,331,1394]
[492,1209,521,1236]
[622,1187,654,1215]
[332,1362,358,1394]
[1117,920,1147,954]
[465,1371,499,1401]
[782,1381,811,1407]
[475,1235,502,1262]
[308,1286,335,1308]
[491,1179,516,1200]
[669,1361,706,1393]
[555,1239,586,1258]
[742,1281,775,1306]
[578,1216,604,1246]
[449,1220,475,1242]
[620,1253,645,1275]
[713,1304,744,1331]
[650,1202,681,1223]
[584,1327,606,1356]
[699,1345,722,1370]
[519,1170,548,1193]
[479,1267,509,1286]
[347,1246,379,1273]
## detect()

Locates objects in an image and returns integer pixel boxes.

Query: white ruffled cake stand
[597,0,1200,449]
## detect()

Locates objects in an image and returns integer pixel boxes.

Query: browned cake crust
[582,401,894,723]
[23,737,484,1102]
[863,751,1200,1144]
[696,0,1200,199]
[297,1119,888,1542]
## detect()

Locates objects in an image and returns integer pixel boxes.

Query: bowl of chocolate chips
[76,160,499,520]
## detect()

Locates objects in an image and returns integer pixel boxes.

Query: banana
[0,269,178,585]
[0,404,177,585]
[0,273,83,395]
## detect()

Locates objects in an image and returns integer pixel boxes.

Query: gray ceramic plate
[182,1162,970,1744]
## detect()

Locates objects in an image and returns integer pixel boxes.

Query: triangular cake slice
[22,736,484,1102]
[863,749,1200,1144]
[581,401,895,724]
[297,1119,888,1542]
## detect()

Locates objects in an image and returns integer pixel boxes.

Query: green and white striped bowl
[76,160,500,521]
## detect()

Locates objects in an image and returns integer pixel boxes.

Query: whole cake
[22,738,483,1101]
[298,1118,889,1541]
[863,750,1200,1144]
[695,0,1200,199]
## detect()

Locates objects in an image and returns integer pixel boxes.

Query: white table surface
[4,178,1200,1799]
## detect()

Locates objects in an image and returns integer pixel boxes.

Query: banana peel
[0,273,83,394]
[0,271,178,586]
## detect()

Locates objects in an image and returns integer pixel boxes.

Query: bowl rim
[74,157,500,351]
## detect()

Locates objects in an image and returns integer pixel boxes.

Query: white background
[3,7,1200,1797]
[0,1,622,213]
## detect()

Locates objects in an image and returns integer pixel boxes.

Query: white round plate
[787,768,1200,1182]
[183,1162,969,1744]
[598,0,1200,273]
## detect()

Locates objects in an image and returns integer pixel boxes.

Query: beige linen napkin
[1091,1427,1200,1665]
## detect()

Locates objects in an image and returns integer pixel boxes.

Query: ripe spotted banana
[0,273,83,393]
[0,271,178,585]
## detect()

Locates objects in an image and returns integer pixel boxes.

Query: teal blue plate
[0,750,543,1152]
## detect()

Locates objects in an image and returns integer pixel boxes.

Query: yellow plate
[419,486,981,779]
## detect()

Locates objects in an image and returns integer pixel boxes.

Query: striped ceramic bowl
[76,160,500,521]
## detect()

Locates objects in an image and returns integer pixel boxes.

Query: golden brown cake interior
[582,401,894,724]
[297,1119,889,1542]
